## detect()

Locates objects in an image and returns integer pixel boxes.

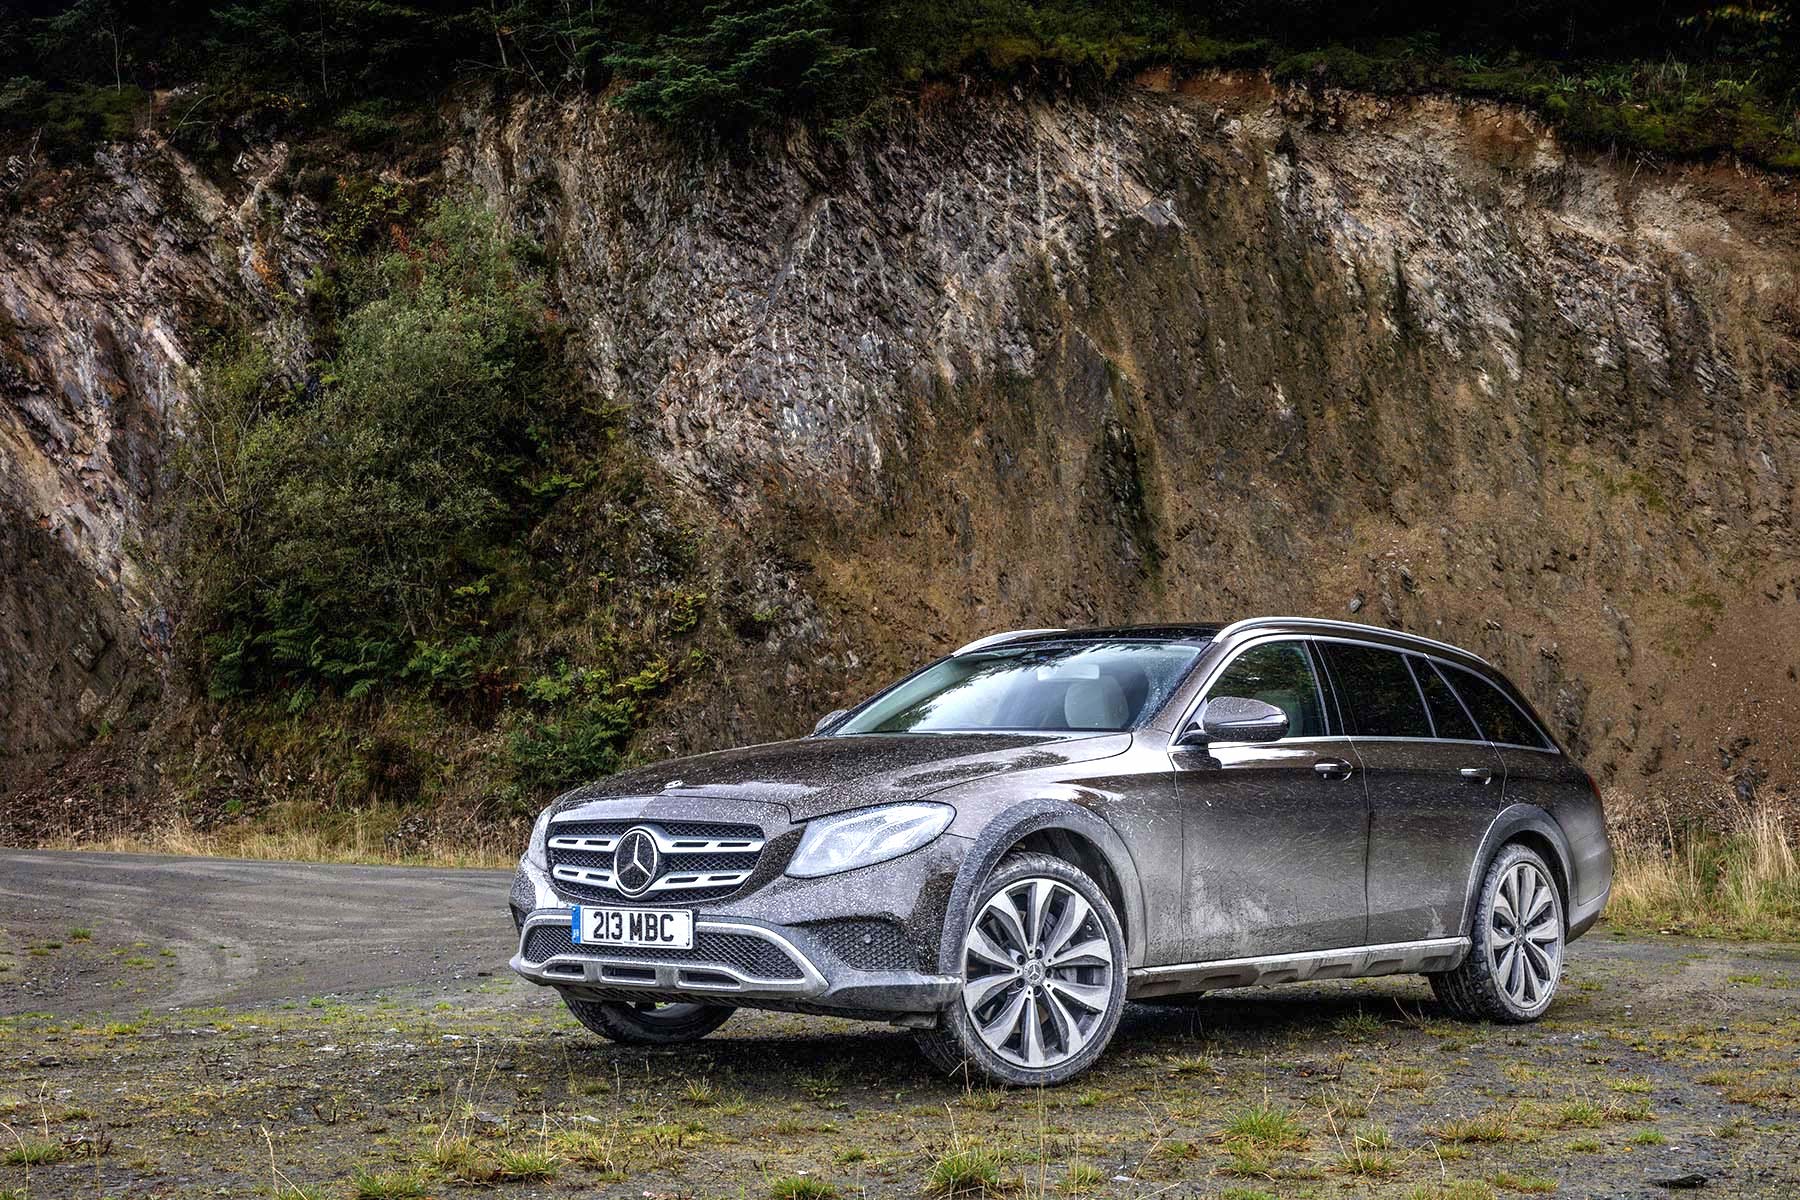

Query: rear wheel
[561,995,735,1044]
[915,851,1127,1086]
[1431,843,1565,1023]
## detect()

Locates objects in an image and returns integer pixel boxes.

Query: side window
[1415,658,1481,741]
[1319,642,1433,738]
[1205,641,1326,738]
[1440,664,1554,750]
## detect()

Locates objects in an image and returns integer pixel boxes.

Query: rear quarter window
[1440,663,1555,750]
[1415,658,1482,741]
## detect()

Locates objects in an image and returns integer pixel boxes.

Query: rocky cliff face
[0,140,310,789]
[4,76,1797,824]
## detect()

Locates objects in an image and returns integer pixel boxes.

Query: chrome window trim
[1211,616,1492,666]
[1171,632,1561,756]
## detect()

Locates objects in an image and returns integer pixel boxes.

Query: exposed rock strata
[4,79,1797,823]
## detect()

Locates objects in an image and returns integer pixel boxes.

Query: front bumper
[509,908,959,1015]
[507,837,966,1018]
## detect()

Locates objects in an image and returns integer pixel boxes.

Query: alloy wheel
[960,877,1116,1069]
[1487,859,1563,1009]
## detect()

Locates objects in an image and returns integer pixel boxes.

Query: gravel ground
[1,851,1797,1199]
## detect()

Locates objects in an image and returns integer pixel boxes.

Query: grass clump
[2,1138,69,1166]
[350,1170,427,1200]
[769,1176,839,1200]
[548,1128,623,1175]
[425,1135,496,1183]
[1431,1108,1523,1144]
[1221,1100,1304,1148]
[1409,1183,1496,1200]
[1337,1124,1399,1176]
[492,1146,560,1180]
[925,1146,1011,1197]
[1064,1160,1106,1192]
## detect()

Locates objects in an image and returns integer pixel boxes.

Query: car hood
[552,732,1131,822]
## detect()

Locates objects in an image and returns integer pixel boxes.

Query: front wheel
[915,851,1127,1086]
[561,995,735,1044]
[1430,842,1566,1023]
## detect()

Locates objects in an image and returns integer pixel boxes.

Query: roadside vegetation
[2,3,1798,170]
[1609,808,1800,941]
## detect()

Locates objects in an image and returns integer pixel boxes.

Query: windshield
[834,641,1207,734]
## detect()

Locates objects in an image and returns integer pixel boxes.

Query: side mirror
[812,708,850,736]
[1178,696,1289,746]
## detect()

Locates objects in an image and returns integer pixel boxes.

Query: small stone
[1651,1173,1707,1189]
[1346,595,1363,614]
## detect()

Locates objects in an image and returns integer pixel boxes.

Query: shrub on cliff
[174,195,714,803]
[178,196,564,702]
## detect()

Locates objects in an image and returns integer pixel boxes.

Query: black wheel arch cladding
[936,798,1146,975]
[1461,803,1575,937]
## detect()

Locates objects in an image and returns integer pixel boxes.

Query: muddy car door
[1170,637,1370,963]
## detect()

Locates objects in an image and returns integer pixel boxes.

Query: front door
[1172,638,1370,962]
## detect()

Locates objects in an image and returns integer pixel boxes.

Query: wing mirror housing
[1177,696,1289,746]
[812,708,850,736]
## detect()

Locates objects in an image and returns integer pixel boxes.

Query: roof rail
[1212,616,1491,665]
[952,628,1067,655]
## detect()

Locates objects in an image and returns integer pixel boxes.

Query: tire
[915,851,1128,1087]
[561,995,735,1044]
[1430,842,1566,1023]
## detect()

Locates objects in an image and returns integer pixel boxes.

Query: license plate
[572,906,694,950]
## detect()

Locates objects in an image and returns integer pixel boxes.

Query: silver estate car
[509,617,1612,1085]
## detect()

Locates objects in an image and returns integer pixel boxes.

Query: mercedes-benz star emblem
[613,827,661,897]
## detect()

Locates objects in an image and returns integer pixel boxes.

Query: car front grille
[545,818,765,904]
[520,923,803,981]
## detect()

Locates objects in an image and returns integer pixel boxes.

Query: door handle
[1459,767,1494,784]
[1314,759,1355,781]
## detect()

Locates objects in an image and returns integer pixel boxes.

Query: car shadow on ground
[543,978,1457,1089]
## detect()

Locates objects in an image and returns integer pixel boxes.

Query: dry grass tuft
[1608,809,1800,940]
[47,804,516,870]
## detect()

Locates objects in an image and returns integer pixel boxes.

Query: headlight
[786,803,954,879]
[523,805,555,872]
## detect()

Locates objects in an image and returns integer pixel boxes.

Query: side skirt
[1126,937,1470,1000]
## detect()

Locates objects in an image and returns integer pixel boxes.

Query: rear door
[1316,642,1506,945]
[1171,637,1370,961]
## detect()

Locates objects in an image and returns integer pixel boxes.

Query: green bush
[0,77,144,161]
[179,195,564,702]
